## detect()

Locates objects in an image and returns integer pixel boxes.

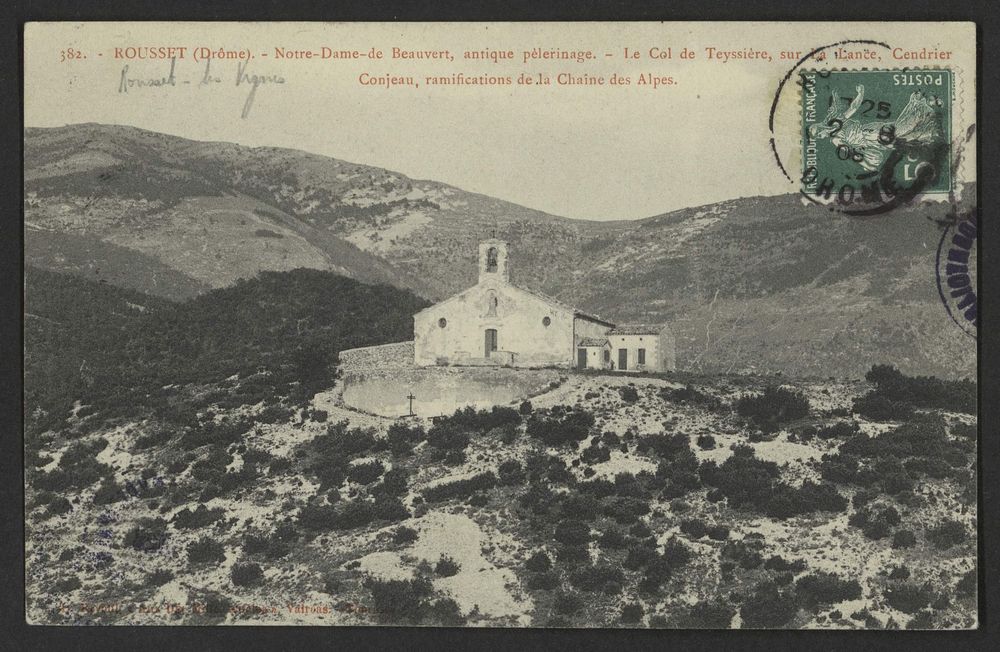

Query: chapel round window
[438,318,447,328]
[542,316,551,327]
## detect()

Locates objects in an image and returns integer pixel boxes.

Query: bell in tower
[478,239,510,284]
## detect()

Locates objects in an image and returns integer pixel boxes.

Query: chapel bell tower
[479,239,510,285]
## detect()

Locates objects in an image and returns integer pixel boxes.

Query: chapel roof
[607,324,667,335]
[511,284,616,327]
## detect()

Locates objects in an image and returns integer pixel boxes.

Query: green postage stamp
[800,68,952,212]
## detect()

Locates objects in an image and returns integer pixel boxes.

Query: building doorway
[618,348,628,370]
[485,328,498,357]
[577,348,588,369]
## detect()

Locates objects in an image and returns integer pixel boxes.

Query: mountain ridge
[24,123,977,379]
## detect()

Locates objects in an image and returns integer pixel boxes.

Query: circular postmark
[935,211,978,338]
[770,41,954,216]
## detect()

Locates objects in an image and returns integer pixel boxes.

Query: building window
[603,349,610,363]
[542,316,551,327]
[486,291,498,317]
[638,348,646,365]
[486,247,498,272]
[438,318,447,328]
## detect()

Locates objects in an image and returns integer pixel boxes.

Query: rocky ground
[24,370,977,628]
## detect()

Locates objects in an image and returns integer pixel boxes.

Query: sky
[24,22,975,220]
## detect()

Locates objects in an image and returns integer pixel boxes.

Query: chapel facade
[412,239,675,372]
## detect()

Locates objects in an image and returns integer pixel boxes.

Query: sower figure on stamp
[809,84,945,172]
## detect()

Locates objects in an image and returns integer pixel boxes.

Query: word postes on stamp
[800,68,952,215]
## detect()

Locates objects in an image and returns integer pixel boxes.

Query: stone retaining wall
[338,341,415,371]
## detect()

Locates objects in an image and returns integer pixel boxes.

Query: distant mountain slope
[24,124,976,379]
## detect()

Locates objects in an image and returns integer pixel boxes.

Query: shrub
[422,472,497,503]
[696,434,716,450]
[429,597,465,626]
[387,422,423,456]
[393,526,419,545]
[764,555,806,573]
[621,602,644,624]
[680,519,707,539]
[620,386,640,403]
[554,519,591,546]
[526,407,595,447]
[519,400,533,415]
[46,496,73,517]
[347,460,385,485]
[376,468,409,497]
[888,565,910,580]
[863,364,976,414]
[848,504,901,540]
[707,524,730,541]
[740,581,799,628]
[434,555,461,577]
[92,477,125,505]
[956,569,976,597]
[123,518,168,552]
[892,529,917,549]
[660,385,724,411]
[498,460,525,486]
[53,576,82,593]
[172,504,225,529]
[736,386,810,425]
[364,576,434,624]
[580,442,611,464]
[187,537,226,564]
[525,551,552,573]
[883,582,935,614]
[926,519,968,549]
[816,421,860,439]
[599,528,627,549]
[553,591,584,614]
[851,393,913,421]
[231,562,264,587]
[527,570,560,590]
[556,545,590,565]
[794,572,861,608]
[674,600,735,628]
[146,569,174,587]
[569,564,624,592]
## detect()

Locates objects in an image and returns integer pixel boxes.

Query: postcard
[23,21,977,628]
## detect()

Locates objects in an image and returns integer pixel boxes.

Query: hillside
[24,124,976,379]
[24,267,428,438]
[25,363,977,628]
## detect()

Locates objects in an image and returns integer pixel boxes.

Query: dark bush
[146,569,174,587]
[598,528,627,549]
[621,602,644,624]
[519,400,533,415]
[429,597,466,626]
[680,519,707,539]
[888,565,910,580]
[53,576,82,593]
[673,600,735,628]
[794,572,862,607]
[123,517,168,552]
[848,504,901,540]
[347,460,385,485]
[526,407,595,447]
[764,555,806,573]
[422,472,497,503]
[364,576,434,624]
[498,460,525,486]
[740,582,799,628]
[187,537,226,564]
[696,434,716,450]
[851,393,914,421]
[926,519,968,549]
[569,564,624,592]
[387,422,424,456]
[817,421,860,439]
[376,468,409,497]
[707,524,730,541]
[172,504,225,529]
[231,562,264,587]
[736,386,810,425]
[620,386,640,403]
[553,591,584,615]
[525,551,552,573]
[580,441,611,464]
[46,496,73,517]
[92,477,125,505]
[863,364,975,414]
[556,545,590,565]
[554,519,591,546]
[660,384,724,411]
[526,570,560,590]
[892,529,917,549]
[433,554,461,577]
[956,569,976,597]
[883,582,935,614]
[393,526,419,545]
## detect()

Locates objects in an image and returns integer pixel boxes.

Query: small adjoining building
[410,238,675,372]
